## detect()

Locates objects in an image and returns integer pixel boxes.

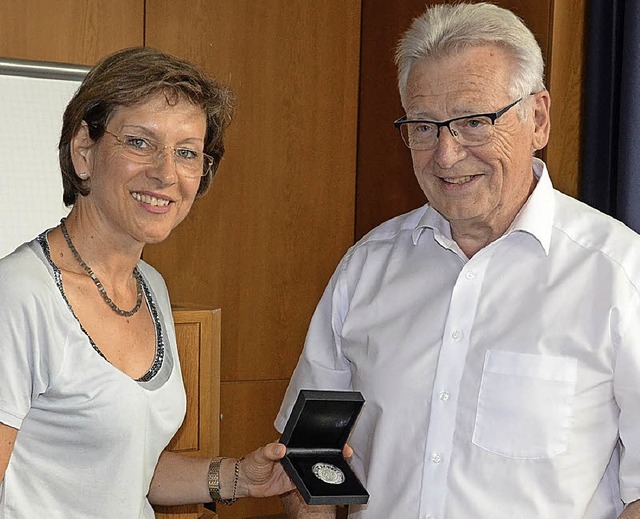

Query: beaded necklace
[60,218,143,317]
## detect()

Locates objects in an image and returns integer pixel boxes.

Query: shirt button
[451,329,462,340]
[431,452,442,464]
[465,271,475,279]
[439,391,450,401]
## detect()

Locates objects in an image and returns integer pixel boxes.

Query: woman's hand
[232,440,352,499]
[237,441,294,498]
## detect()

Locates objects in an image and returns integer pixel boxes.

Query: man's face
[403,45,549,238]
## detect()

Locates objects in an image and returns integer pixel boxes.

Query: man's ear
[70,121,95,179]
[531,90,550,152]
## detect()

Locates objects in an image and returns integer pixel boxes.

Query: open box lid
[280,389,365,451]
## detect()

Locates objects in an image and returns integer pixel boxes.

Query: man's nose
[433,125,466,169]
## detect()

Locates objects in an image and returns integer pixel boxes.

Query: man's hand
[619,500,640,519]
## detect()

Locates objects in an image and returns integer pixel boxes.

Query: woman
[0,47,292,517]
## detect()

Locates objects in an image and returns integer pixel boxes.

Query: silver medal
[312,462,345,485]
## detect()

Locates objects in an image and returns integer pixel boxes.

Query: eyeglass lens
[105,130,212,177]
[400,115,495,150]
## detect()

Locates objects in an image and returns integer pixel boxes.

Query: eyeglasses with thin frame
[99,127,213,178]
[393,97,523,151]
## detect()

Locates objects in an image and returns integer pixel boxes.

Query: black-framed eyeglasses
[393,97,523,150]
[99,127,213,178]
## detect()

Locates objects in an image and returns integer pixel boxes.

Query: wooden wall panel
[546,0,586,198]
[355,0,433,240]
[166,308,221,456]
[218,380,289,519]
[143,1,361,383]
[144,6,361,518]
[156,308,221,519]
[0,0,143,65]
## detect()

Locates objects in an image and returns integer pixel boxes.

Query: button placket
[420,251,492,519]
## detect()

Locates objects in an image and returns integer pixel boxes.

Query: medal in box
[279,389,369,505]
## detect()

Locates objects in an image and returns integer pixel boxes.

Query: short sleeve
[0,248,65,429]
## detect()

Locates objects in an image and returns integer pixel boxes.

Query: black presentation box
[279,389,369,505]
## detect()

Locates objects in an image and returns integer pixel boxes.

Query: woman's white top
[0,233,186,518]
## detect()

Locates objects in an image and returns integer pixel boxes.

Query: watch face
[311,462,346,485]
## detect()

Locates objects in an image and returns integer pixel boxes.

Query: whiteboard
[0,58,90,259]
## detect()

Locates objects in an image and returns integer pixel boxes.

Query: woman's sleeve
[0,260,57,429]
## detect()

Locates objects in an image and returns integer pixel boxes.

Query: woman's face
[72,92,207,246]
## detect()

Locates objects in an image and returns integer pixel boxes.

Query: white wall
[0,59,88,258]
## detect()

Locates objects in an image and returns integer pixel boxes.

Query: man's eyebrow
[405,107,483,120]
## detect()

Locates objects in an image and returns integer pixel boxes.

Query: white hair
[395,2,545,109]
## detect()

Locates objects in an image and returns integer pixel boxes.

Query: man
[276,3,640,518]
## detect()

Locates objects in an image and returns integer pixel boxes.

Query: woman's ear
[70,121,95,180]
[531,90,551,152]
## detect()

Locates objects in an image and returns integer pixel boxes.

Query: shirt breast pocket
[472,350,578,459]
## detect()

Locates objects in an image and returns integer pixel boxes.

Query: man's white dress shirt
[276,159,640,519]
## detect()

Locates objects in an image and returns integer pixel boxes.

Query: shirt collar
[412,158,555,255]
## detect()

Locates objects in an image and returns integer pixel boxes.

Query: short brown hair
[59,47,235,205]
